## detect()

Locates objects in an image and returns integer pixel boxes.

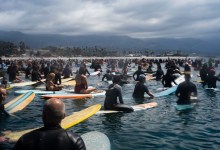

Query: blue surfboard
[81,131,111,150]
[174,104,195,111]
[154,86,177,97]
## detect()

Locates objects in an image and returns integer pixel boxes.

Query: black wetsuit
[199,68,208,87]
[25,66,31,79]
[54,72,62,85]
[206,75,220,88]
[102,73,113,81]
[154,69,164,80]
[62,67,72,78]
[132,82,149,98]
[133,70,145,81]
[162,74,176,87]
[175,81,197,105]
[94,64,102,72]
[31,70,42,82]
[13,125,86,150]
[7,65,16,82]
[104,84,133,112]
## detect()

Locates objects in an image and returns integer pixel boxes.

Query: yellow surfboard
[2,104,101,142]
[5,92,35,114]
[61,80,76,86]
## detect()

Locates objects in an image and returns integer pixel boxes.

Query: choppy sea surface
[1,63,220,150]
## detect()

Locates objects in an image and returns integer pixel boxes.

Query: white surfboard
[81,131,111,150]
[90,71,100,76]
[96,102,157,114]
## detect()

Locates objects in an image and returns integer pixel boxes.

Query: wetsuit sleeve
[102,74,106,81]
[66,132,86,150]
[116,85,124,104]
[193,84,197,96]
[175,85,180,97]
[13,136,24,150]
[86,69,90,75]
[133,71,137,80]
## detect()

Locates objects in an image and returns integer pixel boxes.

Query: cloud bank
[1,0,220,38]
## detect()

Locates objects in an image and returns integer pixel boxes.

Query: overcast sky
[0,0,220,39]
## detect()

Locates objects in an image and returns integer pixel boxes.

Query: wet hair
[184,64,191,72]
[112,75,121,84]
[138,66,142,70]
[209,69,215,76]
[47,73,55,81]
[106,69,111,73]
[139,74,146,82]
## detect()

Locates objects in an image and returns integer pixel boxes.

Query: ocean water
[1,64,220,150]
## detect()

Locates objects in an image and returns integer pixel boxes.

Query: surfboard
[42,90,106,99]
[171,75,185,86]
[60,77,74,83]
[9,81,38,87]
[154,75,185,97]
[146,75,155,81]
[154,86,177,97]
[174,103,195,111]
[5,92,35,114]
[205,88,220,92]
[96,102,157,114]
[14,90,68,95]
[90,71,100,76]
[81,131,111,150]
[2,104,101,142]
[194,80,204,83]
[61,80,76,86]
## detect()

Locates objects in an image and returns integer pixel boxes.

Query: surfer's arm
[147,91,154,98]
[133,72,137,80]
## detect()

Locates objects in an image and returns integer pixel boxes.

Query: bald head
[43,98,66,126]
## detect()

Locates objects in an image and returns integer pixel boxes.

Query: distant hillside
[0,30,219,56]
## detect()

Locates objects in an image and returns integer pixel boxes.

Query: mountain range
[0,30,219,56]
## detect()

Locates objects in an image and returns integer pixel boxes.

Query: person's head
[209,69,215,76]
[0,87,7,101]
[106,69,111,74]
[139,74,146,83]
[184,63,191,72]
[43,98,66,126]
[47,73,55,81]
[138,66,142,70]
[78,66,86,74]
[112,75,121,84]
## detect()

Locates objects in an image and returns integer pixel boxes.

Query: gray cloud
[1,0,220,38]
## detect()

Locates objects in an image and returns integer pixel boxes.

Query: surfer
[199,64,208,87]
[104,75,133,112]
[175,73,197,105]
[102,70,113,81]
[31,65,43,82]
[62,64,73,78]
[152,64,164,81]
[162,68,177,87]
[132,75,154,98]
[133,66,145,81]
[13,98,86,150]
[0,87,7,117]
[75,67,96,94]
[205,69,220,88]
[46,73,63,91]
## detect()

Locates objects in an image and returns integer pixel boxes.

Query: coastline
[1,56,201,61]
